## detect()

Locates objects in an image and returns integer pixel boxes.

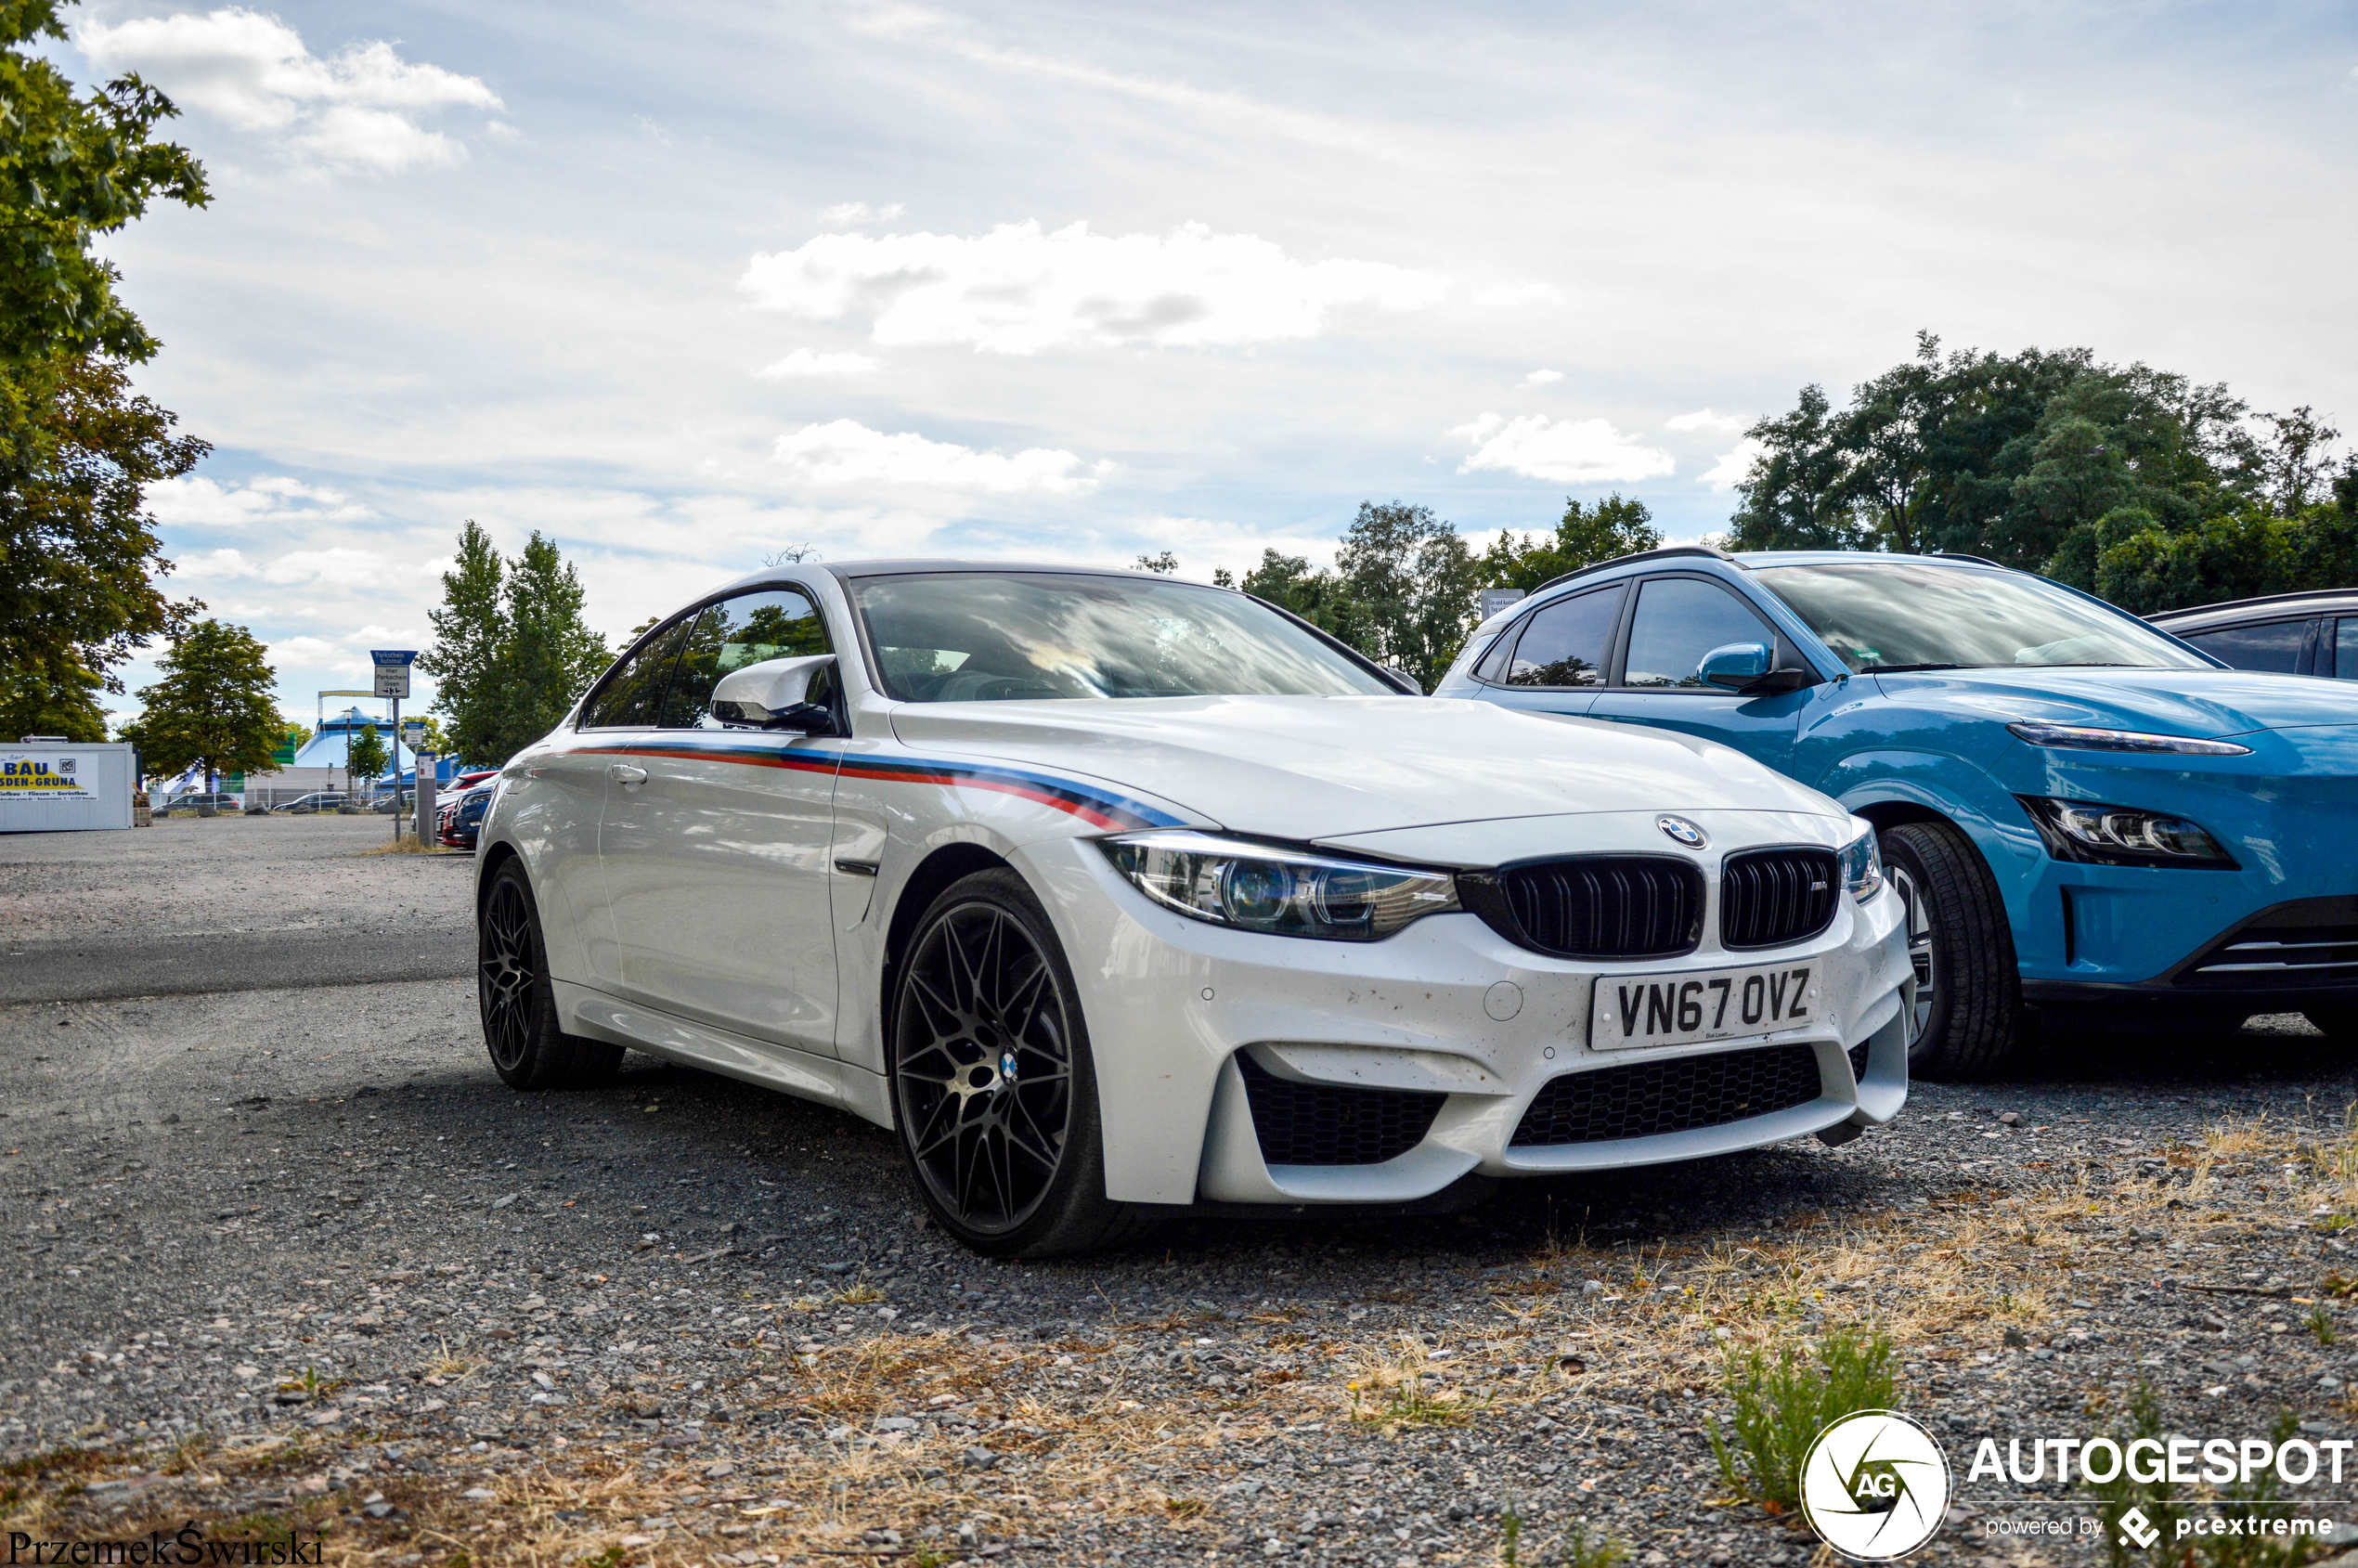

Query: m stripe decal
[577,741,1183,832]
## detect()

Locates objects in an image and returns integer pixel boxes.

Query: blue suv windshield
[1752,562,2210,674]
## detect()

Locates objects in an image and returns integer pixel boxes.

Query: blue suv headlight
[2016,797,2237,869]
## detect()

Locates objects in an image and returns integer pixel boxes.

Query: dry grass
[19,1104,2358,1563]
[356,833,451,857]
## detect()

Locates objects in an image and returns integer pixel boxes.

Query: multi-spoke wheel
[888,868,1144,1256]
[1878,821,2018,1080]
[476,859,623,1090]
[1887,862,1937,1051]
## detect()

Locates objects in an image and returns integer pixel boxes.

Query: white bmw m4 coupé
[473,563,1913,1255]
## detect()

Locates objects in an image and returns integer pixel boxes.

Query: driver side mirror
[711,654,840,734]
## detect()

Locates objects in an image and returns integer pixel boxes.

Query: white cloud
[740,219,1446,354]
[1665,407,1751,434]
[1523,369,1562,385]
[818,201,905,225]
[1699,437,1768,491]
[79,8,500,173]
[148,474,372,526]
[261,547,394,586]
[773,420,1102,493]
[1471,282,1565,309]
[755,347,883,379]
[1452,413,1675,485]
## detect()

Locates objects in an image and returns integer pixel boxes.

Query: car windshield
[847,572,1393,702]
[1751,562,2210,673]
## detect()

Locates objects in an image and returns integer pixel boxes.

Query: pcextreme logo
[1797,1410,1952,1561]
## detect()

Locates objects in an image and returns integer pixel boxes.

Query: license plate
[1589,962,1819,1050]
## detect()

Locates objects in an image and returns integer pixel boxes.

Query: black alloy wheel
[1878,820,2020,1079]
[889,868,1143,1256]
[477,859,623,1090]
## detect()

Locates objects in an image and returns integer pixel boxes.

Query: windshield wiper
[1859,662,1970,674]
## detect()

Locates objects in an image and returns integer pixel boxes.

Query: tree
[421,524,611,766]
[2,1,211,704]
[1724,333,2349,612]
[345,723,389,794]
[1332,501,1482,690]
[495,531,609,759]
[417,519,505,763]
[1133,550,1177,574]
[0,354,208,703]
[0,652,105,741]
[133,620,280,792]
[1479,494,1663,593]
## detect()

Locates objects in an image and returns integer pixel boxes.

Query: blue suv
[1434,546,2358,1077]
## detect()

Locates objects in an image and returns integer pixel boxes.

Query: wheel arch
[476,837,523,914]
[877,841,1017,1056]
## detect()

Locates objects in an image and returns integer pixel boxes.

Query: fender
[1820,748,2053,948]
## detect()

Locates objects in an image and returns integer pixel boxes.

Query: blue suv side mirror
[1698,641,1814,695]
[1698,641,1771,688]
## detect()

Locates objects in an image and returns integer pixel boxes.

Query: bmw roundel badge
[1656,814,1707,849]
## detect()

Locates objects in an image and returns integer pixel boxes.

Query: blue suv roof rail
[1529,542,1737,597]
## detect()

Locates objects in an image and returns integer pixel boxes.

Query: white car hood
[887,694,1841,842]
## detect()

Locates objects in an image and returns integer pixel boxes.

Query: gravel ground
[6,822,2358,1565]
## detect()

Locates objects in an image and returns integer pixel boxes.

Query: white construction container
[1,741,136,832]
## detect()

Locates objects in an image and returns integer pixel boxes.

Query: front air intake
[1236,1053,1444,1167]
[1509,1044,1828,1147]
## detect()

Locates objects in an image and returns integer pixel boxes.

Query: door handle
[609,763,648,787]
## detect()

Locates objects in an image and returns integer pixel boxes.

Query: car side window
[1502,585,1624,687]
[2180,619,2308,675]
[2336,618,2358,681]
[580,614,697,728]
[666,588,834,728]
[1619,577,1780,689]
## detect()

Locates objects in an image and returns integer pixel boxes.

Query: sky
[45,0,2358,734]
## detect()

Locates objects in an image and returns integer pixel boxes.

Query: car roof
[698,559,1211,600]
[2146,589,2358,626]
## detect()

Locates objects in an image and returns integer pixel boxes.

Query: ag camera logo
[1798,1410,1950,1561]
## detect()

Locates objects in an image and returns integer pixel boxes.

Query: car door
[2175,617,2315,675]
[1466,582,1624,719]
[1587,574,1814,771]
[594,585,846,1057]
[567,610,700,986]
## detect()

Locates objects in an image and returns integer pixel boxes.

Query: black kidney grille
[1237,1053,1445,1167]
[1510,1043,1828,1147]
[1496,856,1703,960]
[1720,847,1840,950]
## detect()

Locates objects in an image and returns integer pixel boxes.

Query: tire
[2306,1005,2358,1042]
[477,859,624,1090]
[1879,820,2020,1080]
[887,868,1150,1258]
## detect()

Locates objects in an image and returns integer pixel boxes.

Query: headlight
[1099,831,1461,941]
[2016,797,2237,869]
[2006,721,2252,758]
[1838,825,1884,903]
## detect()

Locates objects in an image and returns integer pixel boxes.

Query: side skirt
[553,978,894,1130]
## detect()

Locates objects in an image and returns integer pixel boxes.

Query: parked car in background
[158,791,240,814]
[2147,590,2358,679]
[474,563,1911,1256]
[273,793,350,814]
[438,777,494,850]
[1436,547,2358,1076]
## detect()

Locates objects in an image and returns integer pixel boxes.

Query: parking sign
[371,650,416,700]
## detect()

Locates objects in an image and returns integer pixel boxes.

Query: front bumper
[1019,834,1914,1207]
